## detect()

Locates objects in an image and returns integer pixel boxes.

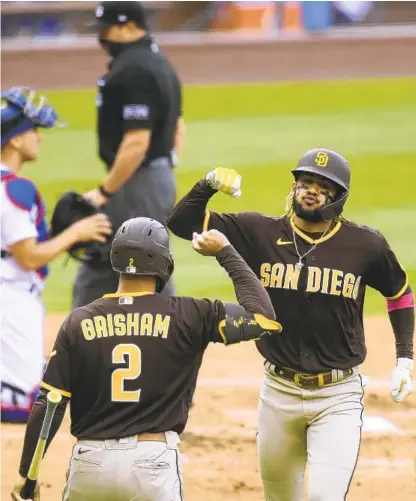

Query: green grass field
[29,77,416,314]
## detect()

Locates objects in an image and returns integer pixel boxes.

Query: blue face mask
[2,87,60,128]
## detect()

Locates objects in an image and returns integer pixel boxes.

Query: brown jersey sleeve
[40,315,72,398]
[167,179,216,239]
[175,297,226,351]
[365,233,408,299]
[205,210,261,262]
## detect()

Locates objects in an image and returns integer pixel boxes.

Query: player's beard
[292,197,324,222]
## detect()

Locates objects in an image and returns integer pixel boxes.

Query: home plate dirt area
[1,315,415,501]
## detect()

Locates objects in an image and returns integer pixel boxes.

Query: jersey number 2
[111,344,142,402]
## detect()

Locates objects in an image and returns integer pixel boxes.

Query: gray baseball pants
[257,363,364,501]
[72,158,176,308]
[63,431,183,501]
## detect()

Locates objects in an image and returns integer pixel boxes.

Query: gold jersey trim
[290,215,342,245]
[40,381,71,398]
[203,210,211,232]
[386,278,409,300]
[102,292,154,298]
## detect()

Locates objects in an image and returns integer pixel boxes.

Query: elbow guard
[219,303,282,345]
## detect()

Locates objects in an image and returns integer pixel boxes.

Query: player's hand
[11,474,40,501]
[206,167,242,198]
[71,214,113,243]
[192,230,230,256]
[391,357,413,402]
[84,188,108,208]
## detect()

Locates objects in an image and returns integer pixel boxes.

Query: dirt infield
[1,314,415,501]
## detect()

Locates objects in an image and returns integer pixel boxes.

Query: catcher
[1,87,112,423]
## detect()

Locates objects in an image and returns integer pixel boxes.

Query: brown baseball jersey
[41,292,226,439]
[203,211,408,372]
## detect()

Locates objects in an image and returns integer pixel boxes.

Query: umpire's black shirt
[97,35,182,168]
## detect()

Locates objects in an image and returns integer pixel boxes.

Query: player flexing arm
[12,219,281,501]
[167,167,246,244]
[169,167,414,396]
[168,167,414,404]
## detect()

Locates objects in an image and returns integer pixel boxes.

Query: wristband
[98,185,114,198]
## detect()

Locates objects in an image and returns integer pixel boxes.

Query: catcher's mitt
[49,191,107,262]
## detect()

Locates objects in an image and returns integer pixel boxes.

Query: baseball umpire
[12,217,281,501]
[1,86,112,424]
[167,151,415,501]
[72,1,183,308]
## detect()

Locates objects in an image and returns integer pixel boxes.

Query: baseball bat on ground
[20,390,62,500]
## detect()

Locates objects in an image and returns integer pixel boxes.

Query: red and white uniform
[1,164,49,418]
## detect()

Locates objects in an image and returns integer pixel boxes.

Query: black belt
[265,361,354,389]
[1,250,11,259]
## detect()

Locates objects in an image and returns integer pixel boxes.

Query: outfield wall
[2,28,416,89]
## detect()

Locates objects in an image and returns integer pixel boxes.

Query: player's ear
[8,135,22,150]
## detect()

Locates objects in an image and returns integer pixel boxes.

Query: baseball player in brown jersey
[167,149,415,501]
[12,216,282,501]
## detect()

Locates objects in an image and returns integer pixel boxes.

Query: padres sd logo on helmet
[314,151,329,168]
[291,147,351,221]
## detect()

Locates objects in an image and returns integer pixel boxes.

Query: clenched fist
[206,167,242,198]
[192,230,231,256]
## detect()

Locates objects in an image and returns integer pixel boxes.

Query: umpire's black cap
[89,1,148,31]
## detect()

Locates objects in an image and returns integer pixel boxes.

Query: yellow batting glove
[206,167,242,198]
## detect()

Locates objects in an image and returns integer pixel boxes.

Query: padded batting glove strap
[219,303,282,345]
[206,167,242,198]
[391,357,414,403]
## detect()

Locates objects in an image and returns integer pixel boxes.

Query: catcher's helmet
[291,148,351,220]
[1,86,65,147]
[110,217,173,293]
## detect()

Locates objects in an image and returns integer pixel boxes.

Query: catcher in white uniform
[1,87,112,423]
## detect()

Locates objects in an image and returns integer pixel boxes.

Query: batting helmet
[1,86,65,147]
[110,217,174,293]
[291,148,351,220]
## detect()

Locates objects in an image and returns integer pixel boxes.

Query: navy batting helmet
[291,148,351,220]
[1,86,65,147]
[110,217,174,293]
